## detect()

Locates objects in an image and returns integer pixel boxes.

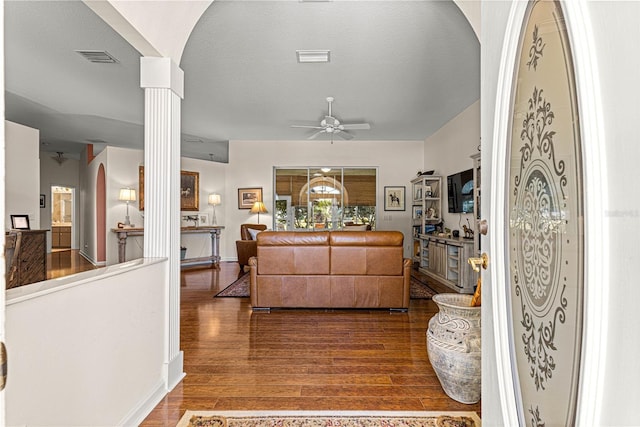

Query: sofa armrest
[236,240,257,267]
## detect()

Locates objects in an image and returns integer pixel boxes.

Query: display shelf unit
[417,234,476,293]
[410,175,443,232]
[411,175,442,265]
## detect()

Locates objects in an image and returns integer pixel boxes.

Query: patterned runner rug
[177,410,480,427]
[215,273,437,299]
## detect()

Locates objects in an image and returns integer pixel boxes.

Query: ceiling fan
[291,97,370,142]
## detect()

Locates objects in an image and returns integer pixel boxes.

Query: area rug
[177,410,480,427]
[215,273,437,299]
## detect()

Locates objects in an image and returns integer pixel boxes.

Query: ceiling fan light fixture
[296,50,330,63]
[53,152,68,165]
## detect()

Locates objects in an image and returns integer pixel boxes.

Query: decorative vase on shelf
[426,293,481,404]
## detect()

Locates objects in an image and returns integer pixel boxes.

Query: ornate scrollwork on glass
[526,25,546,71]
[512,87,568,390]
[529,406,546,427]
[515,87,567,199]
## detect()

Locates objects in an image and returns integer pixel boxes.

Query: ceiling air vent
[75,50,119,64]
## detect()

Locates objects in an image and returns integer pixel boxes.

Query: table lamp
[118,188,136,227]
[208,193,221,225]
[250,201,268,224]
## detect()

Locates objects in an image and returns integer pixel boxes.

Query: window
[274,167,377,231]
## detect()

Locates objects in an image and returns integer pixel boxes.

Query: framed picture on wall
[139,166,200,211]
[384,186,405,211]
[40,194,46,209]
[238,187,262,209]
[179,170,200,211]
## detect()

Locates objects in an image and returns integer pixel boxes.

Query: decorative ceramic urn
[427,293,481,404]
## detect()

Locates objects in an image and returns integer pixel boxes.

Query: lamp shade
[250,201,268,214]
[208,193,221,206]
[118,188,136,202]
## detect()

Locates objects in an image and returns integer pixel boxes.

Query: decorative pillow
[343,224,368,231]
[248,228,261,240]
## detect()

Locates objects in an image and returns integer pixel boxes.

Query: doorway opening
[50,186,75,251]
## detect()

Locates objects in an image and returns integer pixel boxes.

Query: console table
[112,226,224,268]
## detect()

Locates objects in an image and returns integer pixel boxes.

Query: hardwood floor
[141,262,481,426]
[46,249,101,279]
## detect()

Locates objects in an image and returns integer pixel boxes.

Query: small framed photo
[198,212,209,226]
[40,194,46,209]
[238,187,263,209]
[384,186,405,211]
[412,206,422,219]
[10,215,31,230]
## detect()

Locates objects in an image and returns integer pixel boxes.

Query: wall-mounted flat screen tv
[447,169,474,213]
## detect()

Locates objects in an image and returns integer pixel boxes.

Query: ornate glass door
[507,1,584,425]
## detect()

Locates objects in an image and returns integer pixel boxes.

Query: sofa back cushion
[257,231,330,275]
[330,231,404,276]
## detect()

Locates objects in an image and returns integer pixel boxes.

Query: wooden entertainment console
[417,234,476,294]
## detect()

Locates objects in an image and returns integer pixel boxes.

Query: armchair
[236,223,267,276]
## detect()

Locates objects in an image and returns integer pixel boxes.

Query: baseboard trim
[117,379,166,427]
[166,350,186,391]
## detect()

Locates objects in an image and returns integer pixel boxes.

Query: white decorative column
[140,57,185,390]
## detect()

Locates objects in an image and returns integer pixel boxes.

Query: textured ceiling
[4,1,479,163]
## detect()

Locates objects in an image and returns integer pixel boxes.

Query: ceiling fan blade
[291,125,323,129]
[341,123,371,130]
[308,130,325,140]
[335,130,354,140]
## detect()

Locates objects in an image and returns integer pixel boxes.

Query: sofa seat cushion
[254,275,405,308]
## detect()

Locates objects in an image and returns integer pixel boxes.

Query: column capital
[140,57,184,99]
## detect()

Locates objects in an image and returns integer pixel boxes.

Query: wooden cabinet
[52,226,71,248]
[6,229,48,288]
[418,235,476,293]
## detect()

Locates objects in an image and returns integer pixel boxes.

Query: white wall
[103,147,144,264]
[82,146,227,265]
[423,101,480,234]
[482,2,640,426]
[179,156,228,260]
[40,155,81,251]
[80,147,106,264]
[584,2,640,424]
[5,259,167,427]
[5,120,40,230]
[225,140,424,259]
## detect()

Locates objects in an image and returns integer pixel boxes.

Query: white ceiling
[4,1,479,163]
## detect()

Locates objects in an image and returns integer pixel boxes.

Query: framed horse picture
[139,166,200,211]
[384,186,405,211]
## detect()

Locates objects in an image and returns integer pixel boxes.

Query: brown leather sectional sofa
[249,230,411,310]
